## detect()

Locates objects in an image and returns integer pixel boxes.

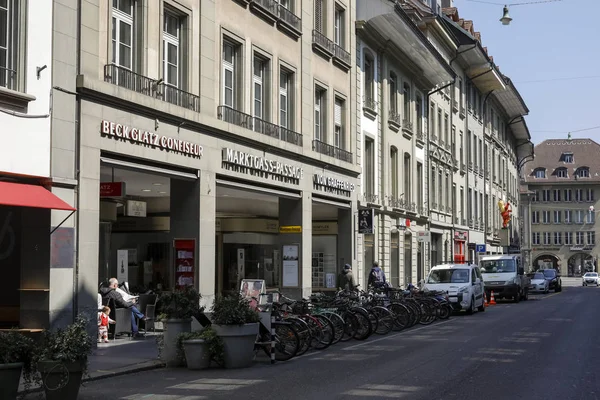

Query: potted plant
[176,326,224,370]
[211,294,260,369]
[157,286,202,367]
[35,314,94,400]
[0,331,35,399]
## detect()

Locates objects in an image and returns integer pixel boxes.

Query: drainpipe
[73,0,82,322]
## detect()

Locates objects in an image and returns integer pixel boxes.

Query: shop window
[312,236,337,289]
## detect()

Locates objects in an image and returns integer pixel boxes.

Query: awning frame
[50,211,76,235]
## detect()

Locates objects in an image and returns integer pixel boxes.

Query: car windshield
[584,272,598,277]
[543,270,557,278]
[427,269,470,284]
[532,273,545,280]
[480,259,517,273]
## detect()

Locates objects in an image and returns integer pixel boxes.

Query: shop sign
[417,231,431,243]
[454,231,468,241]
[125,200,147,217]
[279,225,302,234]
[313,174,355,196]
[101,120,203,158]
[221,148,303,183]
[313,222,338,235]
[570,245,594,252]
[358,209,374,234]
[100,182,125,197]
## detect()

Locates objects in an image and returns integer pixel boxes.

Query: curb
[84,359,166,383]
[18,360,165,395]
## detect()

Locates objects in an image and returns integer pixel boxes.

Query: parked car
[539,269,562,292]
[529,272,550,293]
[582,272,599,287]
[423,263,485,314]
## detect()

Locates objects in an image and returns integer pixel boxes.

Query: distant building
[521,138,600,276]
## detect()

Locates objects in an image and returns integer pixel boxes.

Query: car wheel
[523,289,529,301]
[477,296,486,312]
[467,296,475,315]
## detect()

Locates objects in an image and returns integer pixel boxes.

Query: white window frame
[279,69,290,129]
[576,189,583,202]
[334,98,343,148]
[564,210,571,224]
[542,210,550,224]
[222,41,237,108]
[253,56,266,120]
[586,188,594,202]
[554,210,561,224]
[587,231,596,245]
[564,232,572,245]
[532,232,540,245]
[0,0,19,90]
[314,87,325,141]
[334,5,344,47]
[162,10,180,88]
[564,189,572,202]
[535,169,545,179]
[531,211,539,224]
[576,231,584,245]
[111,0,134,70]
[554,232,562,245]
[543,232,551,245]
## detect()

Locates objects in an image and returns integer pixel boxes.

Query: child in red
[98,306,116,343]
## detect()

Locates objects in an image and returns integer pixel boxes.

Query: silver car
[582,272,599,287]
[529,272,549,293]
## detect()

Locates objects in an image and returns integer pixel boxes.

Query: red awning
[0,181,76,211]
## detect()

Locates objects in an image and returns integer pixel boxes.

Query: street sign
[476,244,486,253]
[417,231,431,243]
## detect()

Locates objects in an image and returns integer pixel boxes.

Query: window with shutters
[314,86,326,141]
[334,97,344,149]
[363,53,375,104]
[417,163,423,207]
[431,167,436,208]
[438,169,443,209]
[279,69,294,129]
[314,0,325,33]
[416,92,423,133]
[222,39,241,109]
[112,0,135,70]
[391,147,399,198]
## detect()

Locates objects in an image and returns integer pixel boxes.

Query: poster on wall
[117,249,128,283]
[174,239,195,288]
[326,273,336,289]
[282,245,299,287]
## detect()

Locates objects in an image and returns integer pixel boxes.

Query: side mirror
[518,267,525,275]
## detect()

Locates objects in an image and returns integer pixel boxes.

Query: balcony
[407,202,417,213]
[363,97,378,119]
[445,142,451,151]
[277,4,302,37]
[250,0,278,23]
[468,162,473,171]
[364,193,379,204]
[416,131,425,147]
[440,140,446,149]
[217,106,302,146]
[388,196,405,209]
[432,202,438,210]
[312,139,353,163]
[104,64,200,112]
[462,218,467,226]
[431,134,438,143]
[312,29,334,59]
[468,219,474,228]
[459,105,465,118]
[388,111,401,131]
[332,43,352,70]
[402,118,414,138]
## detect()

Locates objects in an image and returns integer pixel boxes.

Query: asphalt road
[56,286,600,400]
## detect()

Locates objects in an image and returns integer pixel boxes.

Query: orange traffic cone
[489,291,497,305]
[484,292,488,307]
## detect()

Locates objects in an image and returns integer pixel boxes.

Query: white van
[479,254,529,302]
[423,263,485,314]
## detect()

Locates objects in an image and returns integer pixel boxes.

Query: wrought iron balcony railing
[312,139,353,163]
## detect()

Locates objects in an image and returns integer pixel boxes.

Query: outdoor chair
[137,294,157,335]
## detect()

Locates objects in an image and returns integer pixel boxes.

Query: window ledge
[0,86,36,112]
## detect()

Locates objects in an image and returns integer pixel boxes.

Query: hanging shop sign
[454,231,468,241]
[100,120,204,158]
[358,209,374,234]
[313,174,355,196]
[221,148,304,183]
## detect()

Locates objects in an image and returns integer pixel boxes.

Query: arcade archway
[533,254,560,272]
[568,253,595,276]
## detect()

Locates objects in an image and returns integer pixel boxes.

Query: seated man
[100,278,146,338]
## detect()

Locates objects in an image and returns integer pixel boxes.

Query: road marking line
[541,292,561,300]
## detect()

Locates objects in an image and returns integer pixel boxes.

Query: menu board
[174,239,196,288]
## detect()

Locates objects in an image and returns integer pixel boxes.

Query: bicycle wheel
[388,303,409,331]
[351,308,373,340]
[340,311,359,342]
[372,306,394,335]
[319,311,345,344]
[312,314,335,350]
[287,317,311,356]
[271,323,300,361]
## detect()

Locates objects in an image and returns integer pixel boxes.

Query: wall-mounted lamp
[36,65,47,80]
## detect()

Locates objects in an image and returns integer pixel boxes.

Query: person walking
[368,261,387,289]
[338,263,357,291]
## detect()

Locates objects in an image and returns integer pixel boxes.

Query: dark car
[540,269,562,292]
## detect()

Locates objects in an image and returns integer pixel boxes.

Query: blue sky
[453,0,600,145]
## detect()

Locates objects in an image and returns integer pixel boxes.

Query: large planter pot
[37,360,85,400]
[213,323,259,369]
[183,339,211,370]
[0,362,23,400]
[162,318,192,367]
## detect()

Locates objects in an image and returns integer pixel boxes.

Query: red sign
[100,182,125,197]
[174,239,196,288]
[454,231,468,241]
